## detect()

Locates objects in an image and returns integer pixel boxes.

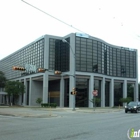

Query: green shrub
[36,98,42,105]
[90,97,101,107]
[41,103,49,107]
[41,103,57,108]
[119,97,132,104]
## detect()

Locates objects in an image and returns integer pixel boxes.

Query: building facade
[0,33,138,107]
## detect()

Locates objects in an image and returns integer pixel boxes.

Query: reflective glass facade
[75,36,136,78]
[105,81,110,106]
[64,79,69,107]
[0,33,138,108]
[0,38,44,79]
[76,78,89,107]
[127,83,134,101]
[114,82,123,106]
[49,38,70,72]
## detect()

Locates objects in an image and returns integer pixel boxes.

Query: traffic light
[38,68,46,72]
[71,88,77,95]
[54,70,61,75]
[12,66,25,71]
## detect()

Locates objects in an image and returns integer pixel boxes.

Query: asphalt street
[0,107,140,140]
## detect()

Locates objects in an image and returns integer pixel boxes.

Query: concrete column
[44,35,49,69]
[43,73,49,103]
[88,75,94,108]
[69,76,75,108]
[60,76,64,107]
[29,77,32,106]
[134,80,138,102]
[101,77,105,107]
[69,33,75,75]
[123,79,127,106]
[110,78,114,107]
[123,79,127,98]
[23,78,27,106]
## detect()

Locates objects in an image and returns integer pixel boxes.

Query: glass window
[74,37,137,78]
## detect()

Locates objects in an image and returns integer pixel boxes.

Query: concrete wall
[31,81,43,106]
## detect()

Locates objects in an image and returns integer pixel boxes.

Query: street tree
[36,98,42,107]
[119,97,132,104]
[90,97,101,111]
[5,81,25,105]
[0,71,6,88]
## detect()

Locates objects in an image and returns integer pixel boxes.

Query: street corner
[75,108,124,113]
[0,112,60,118]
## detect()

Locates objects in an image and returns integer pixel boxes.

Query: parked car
[125,101,140,113]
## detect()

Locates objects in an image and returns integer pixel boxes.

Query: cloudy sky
[0,0,140,79]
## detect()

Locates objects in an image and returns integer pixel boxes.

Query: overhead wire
[21,0,87,34]
[21,0,140,42]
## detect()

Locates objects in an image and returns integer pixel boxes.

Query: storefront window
[114,82,123,106]
[76,78,89,107]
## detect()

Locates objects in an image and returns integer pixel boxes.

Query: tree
[5,81,25,105]
[90,97,101,106]
[119,97,132,104]
[0,71,6,88]
[90,97,101,110]
[36,98,42,106]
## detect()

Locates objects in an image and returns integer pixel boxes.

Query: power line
[21,0,140,43]
[21,0,87,34]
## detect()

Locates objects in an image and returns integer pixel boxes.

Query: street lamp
[62,39,76,111]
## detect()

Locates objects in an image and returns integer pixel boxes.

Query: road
[0,110,140,140]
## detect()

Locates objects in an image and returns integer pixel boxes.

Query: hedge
[41,103,57,108]
[119,97,132,104]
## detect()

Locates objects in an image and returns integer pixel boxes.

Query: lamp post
[62,39,76,111]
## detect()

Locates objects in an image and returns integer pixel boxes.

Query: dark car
[125,101,140,113]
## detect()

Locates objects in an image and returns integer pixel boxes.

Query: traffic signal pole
[62,39,76,111]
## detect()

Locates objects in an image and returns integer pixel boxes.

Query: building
[0,33,138,107]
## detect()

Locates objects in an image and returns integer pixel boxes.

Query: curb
[0,113,58,118]
[0,108,124,118]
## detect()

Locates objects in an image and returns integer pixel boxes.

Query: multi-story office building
[0,33,138,107]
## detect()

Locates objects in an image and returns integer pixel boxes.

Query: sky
[0,0,140,80]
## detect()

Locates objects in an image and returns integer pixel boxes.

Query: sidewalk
[0,106,124,118]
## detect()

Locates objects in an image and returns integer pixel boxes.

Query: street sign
[92,90,98,96]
